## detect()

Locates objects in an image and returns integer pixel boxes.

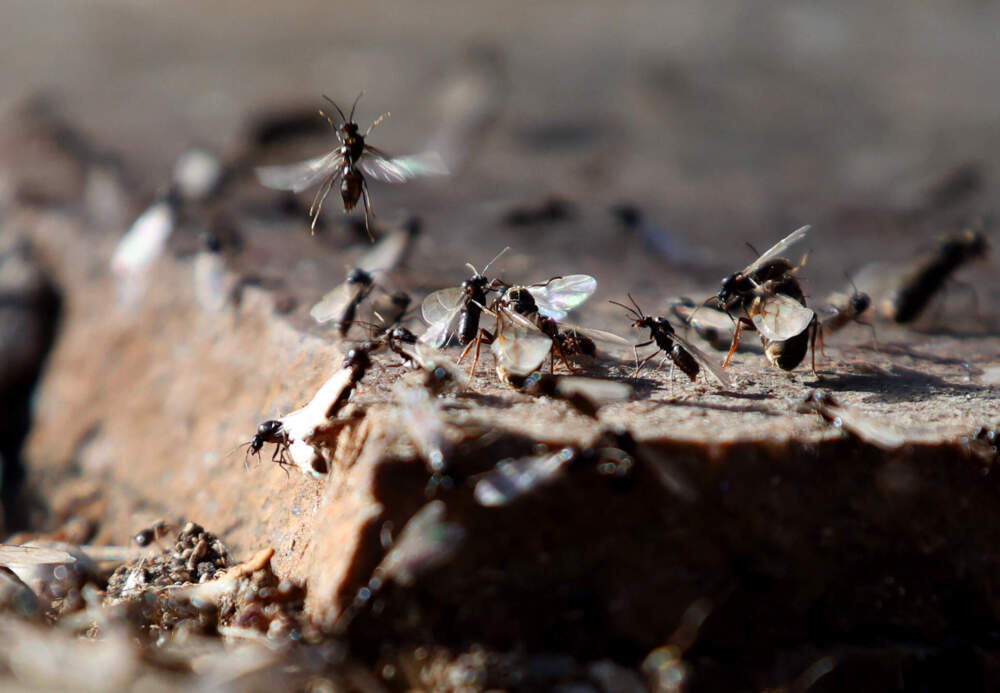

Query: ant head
[345,344,376,369]
[347,267,373,285]
[342,121,360,136]
[718,273,742,301]
[851,292,871,314]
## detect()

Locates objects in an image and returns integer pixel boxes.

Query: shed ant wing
[0,544,77,568]
[474,448,576,507]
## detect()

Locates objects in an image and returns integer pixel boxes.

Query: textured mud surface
[1,1,1000,691]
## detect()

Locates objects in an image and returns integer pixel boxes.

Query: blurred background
[3,0,999,290]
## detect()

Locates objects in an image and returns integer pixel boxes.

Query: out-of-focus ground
[1,2,1000,691]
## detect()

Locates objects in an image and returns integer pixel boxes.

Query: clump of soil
[106,521,230,600]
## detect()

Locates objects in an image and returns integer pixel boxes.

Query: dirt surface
[1,2,1000,691]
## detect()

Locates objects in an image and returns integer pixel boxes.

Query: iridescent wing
[750,293,815,342]
[670,331,732,388]
[742,225,811,277]
[419,287,467,348]
[255,149,343,193]
[528,274,597,320]
[358,148,449,184]
[491,308,552,375]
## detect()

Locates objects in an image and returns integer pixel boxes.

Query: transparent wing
[410,342,470,391]
[671,332,732,388]
[358,148,450,184]
[255,150,342,193]
[553,376,633,405]
[420,287,466,325]
[474,449,575,507]
[398,387,450,473]
[309,282,368,324]
[0,544,77,567]
[743,225,811,277]
[357,228,412,275]
[751,294,815,341]
[560,324,629,347]
[491,309,552,375]
[529,274,598,320]
[671,299,734,332]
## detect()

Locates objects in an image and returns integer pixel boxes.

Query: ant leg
[359,179,376,242]
[723,318,752,368]
[816,324,828,359]
[631,339,654,376]
[468,329,494,379]
[366,112,391,136]
[809,317,822,380]
[858,320,879,351]
[633,348,659,379]
[668,360,676,397]
[310,172,340,234]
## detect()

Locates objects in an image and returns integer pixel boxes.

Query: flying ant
[711,225,819,375]
[240,419,293,473]
[611,294,731,388]
[255,93,447,238]
[879,227,989,323]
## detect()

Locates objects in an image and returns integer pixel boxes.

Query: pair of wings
[310,227,416,324]
[734,224,815,343]
[256,147,449,193]
[419,274,598,349]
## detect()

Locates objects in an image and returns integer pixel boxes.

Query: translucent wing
[255,150,342,193]
[419,287,466,348]
[552,376,633,404]
[110,199,176,277]
[0,544,77,567]
[529,274,597,320]
[742,225,811,277]
[670,332,732,388]
[398,387,450,473]
[561,324,629,347]
[751,294,815,341]
[474,449,575,507]
[491,309,552,375]
[310,281,370,324]
[357,228,412,275]
[670,298,737,351]
[358,148,450,184]
[410,342,470,391]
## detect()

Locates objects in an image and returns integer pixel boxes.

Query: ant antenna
[349,91,365,123]
[321,95,347,124]
[482,246,511,276]
[467,246,511,278]
[745,241,761,258]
